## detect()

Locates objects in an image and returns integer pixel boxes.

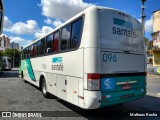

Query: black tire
[22,72,27,83]
[41,78,50,98]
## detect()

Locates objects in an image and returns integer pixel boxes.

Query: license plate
[122,84,131,90]
[120,94,134,99]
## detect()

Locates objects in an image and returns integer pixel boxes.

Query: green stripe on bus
[21,59,36,81]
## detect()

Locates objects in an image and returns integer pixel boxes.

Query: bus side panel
[21,59,39,87]
[84,48,100,89]
[57,75,67,101]
[45,73,57,95]
[51,73,57,96]
[67,76,79,106]
[78,78,84,108]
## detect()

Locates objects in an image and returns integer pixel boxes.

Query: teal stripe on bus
[25,59,36,81]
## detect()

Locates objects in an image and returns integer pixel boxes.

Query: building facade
[152,9,160,48]
[0,34,10,51]
[10,42,20,50]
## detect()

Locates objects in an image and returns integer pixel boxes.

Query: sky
[2,0,160,46]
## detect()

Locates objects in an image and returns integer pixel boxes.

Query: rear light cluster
[87,74,100,90]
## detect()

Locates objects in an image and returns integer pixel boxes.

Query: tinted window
[53,31,60,52]
[30,45,33,58]
[46,34,53,53]
[24,48,29,59]
[32,43,37,57]
[61,24,71,51]
[21,51,24,60]
[71,18,83,49]
[37,41,41,56]
[41,38,46,55]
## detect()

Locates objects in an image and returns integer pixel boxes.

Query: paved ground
[147,77,160,97]
[0,68,160,120]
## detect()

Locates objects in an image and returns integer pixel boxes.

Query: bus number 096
[103,53,117,62]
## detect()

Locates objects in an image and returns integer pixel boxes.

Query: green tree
[1,48,20,60]
[1,48,21,67]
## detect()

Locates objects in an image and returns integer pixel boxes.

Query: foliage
[0,48,20,60]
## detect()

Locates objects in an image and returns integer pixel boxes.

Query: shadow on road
[56,95,160,119]
[0,71,19,78]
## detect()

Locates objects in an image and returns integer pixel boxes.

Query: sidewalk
[147,73,160,79]
[12,67,19,70]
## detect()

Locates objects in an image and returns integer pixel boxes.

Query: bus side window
[26,47,29,59]
[28,47,31,58]
[46,34,53,53]
[53,31,60,52]
[32,43,37,57]
[41,38,46,55]
[22,50,24,60]
[70,17,83,49]
[60,24,71,51]
[37,41,42,56]
[30,45,33,58]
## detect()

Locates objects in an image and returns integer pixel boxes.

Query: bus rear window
[98,9,144,52]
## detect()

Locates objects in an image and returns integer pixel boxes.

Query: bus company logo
[51,63,63,71]
[104,79,111,87]
[101,78,115,90]
[113,18,133,29]
[112,18,136,38]
[52,57,62,63]
[52,57,63,71]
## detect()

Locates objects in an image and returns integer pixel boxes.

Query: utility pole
[141,0,147,39]
[12,42,15,67]
[141,0,151,76]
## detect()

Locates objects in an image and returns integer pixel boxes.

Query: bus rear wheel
[41,78,49,98]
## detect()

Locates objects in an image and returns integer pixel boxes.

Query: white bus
[0,0,4,34]
[19,6,146,109]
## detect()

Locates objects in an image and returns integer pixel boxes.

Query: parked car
[0,56,3,74]
[153,67,160,74]
[2,56,13,70]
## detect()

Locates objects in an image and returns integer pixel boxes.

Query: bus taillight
[87,74,100,90]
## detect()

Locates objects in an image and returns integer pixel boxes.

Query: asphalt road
[147,77,160,97]
[0,68,160,120]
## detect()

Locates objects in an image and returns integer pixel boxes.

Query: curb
[146,93,160,98]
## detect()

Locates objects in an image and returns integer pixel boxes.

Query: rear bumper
[83,88,145,109]
[100,88,146,108]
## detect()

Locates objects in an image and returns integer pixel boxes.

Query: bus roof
[23,6,137,50]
